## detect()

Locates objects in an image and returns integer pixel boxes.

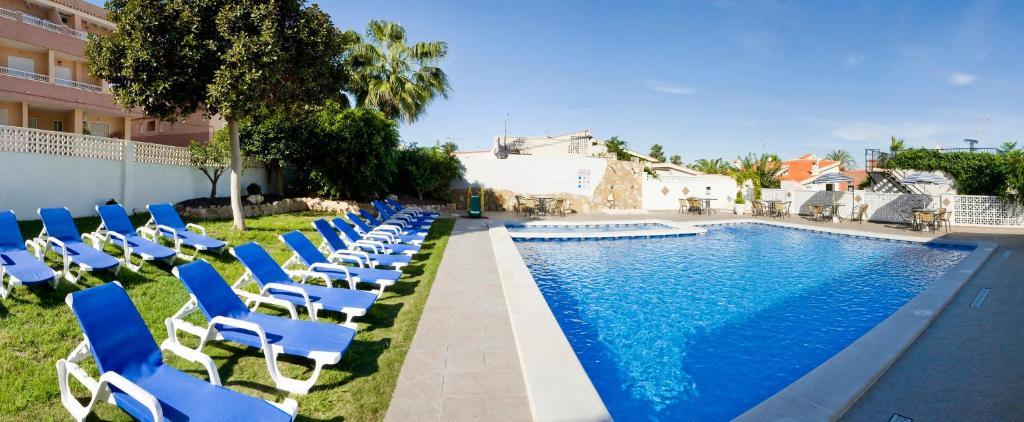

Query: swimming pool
[506,222,674,233]
[513,223,971,420]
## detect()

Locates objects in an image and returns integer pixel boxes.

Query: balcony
[0,65,49,82]
[0,6,89,41]
[54,77,102,93]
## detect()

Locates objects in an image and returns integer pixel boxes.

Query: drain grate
[889,414,912,422]
[970,288,991,308]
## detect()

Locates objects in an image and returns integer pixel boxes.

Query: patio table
[912,208,939,232]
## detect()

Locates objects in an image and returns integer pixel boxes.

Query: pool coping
[489,218,996,421]
[506,219,706,241]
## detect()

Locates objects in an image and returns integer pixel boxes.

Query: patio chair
[550,197,566,216]
[230,242,376,327]
[312,219,410,270]
[0,210,59,298]
[347,212,425,246]
[811,204,825,221]
[144,203,227,260]
[94,204,176,272]
[935,208,952,233]
[333,217,421,255]
[677,198,687,214]
[851,204,870,224]
[915,211,937,232]
[280,230,401,296]
[37,207,120,283]
[168,260,356,394]
[752,201,765,217]
[520,197,538,217]
[773,201,789,218]
[58,282,298,422]
[385,198,439,218]
[687,198,702,214]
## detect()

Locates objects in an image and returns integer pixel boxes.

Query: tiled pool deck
[385,211,1024,421]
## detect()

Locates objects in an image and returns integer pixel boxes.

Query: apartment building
[0,0,215,145]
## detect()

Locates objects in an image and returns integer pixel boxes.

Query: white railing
[54,77,103,93]
[19,12,89,40]
[760,188,1024,228]
[0,65,50,82]
[0,6,17,20]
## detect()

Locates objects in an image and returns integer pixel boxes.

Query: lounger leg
[264,347,330,395]
[0,267,9,299]
[56,341,111,422]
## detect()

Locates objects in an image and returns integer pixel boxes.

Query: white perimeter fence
[758,188,1024,228]
[1,125,266,219]
[642,174,740,211]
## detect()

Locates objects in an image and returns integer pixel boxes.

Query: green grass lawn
[0,212,453,421]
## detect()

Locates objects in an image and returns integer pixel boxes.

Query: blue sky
[91,0,1024,164]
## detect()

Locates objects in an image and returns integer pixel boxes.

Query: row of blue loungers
[1,199,437,421]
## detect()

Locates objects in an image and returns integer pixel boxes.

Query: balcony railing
[0,65,50,82]
[0,6,89,40]
[54,77,103,93]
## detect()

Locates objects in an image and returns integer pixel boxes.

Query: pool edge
[489,224,613,422]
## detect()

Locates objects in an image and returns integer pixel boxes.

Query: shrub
[187,129,231,202]
[246,183,262,195]
[886,149,1007,195]
[310,105,400,200]
[396,142,465,200]
[735,190,745,204]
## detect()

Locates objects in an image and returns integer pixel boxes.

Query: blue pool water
[513,224,970,421]
[506,222,673,233]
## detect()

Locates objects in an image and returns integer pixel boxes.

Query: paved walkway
[385,218,531,422]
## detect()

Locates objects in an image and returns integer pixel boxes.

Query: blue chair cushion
[52,240,121,271]
[110,234,176,261]
[0,250,55,285]
[266,283,377,316]
[315,266,401,285]
[365,253,411,268]
[216,312,355,357]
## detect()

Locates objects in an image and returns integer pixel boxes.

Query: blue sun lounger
[312,219,411,270]
[385,198,440,218]
[144,203,227,260]
[37,207,120,283]
[279,231,401,296]
[0,210,58,298]
[94,204,176,272]
[348,212,426,245]
[168,260,356,394]
[374,200,434,225]
[332,217,421,256]
[359,208,431,234]
[230,242,376,327]
[58,282,298,421]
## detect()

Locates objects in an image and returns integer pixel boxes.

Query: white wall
[642,174,738,210]
[453,152,608,197]
[0,152,265,219]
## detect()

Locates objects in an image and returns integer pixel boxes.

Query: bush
[886,149,1007,195]
[246,183,262,195]
[395,142,464,200]
[310,105,400,200]
[734,190,745,204]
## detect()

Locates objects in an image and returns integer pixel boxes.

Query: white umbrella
[901,173,950,185]
[810,173,854,184]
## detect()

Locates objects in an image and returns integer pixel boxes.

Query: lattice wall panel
[134,142,193,166]
[0,126,123,160]
[953,195,1024,227]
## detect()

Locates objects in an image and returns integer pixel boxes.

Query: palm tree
[825,149,857,170]
[604,136,630,160]
[669,154,683,166]
[649,144,666,162]
[734,153,783,189]
[889,136,906,154]
[345,20,451,122]
[1000,141,1019,153]
[691,158,733,175]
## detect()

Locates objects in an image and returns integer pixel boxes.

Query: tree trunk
[228,119,246,230]
[209,179,217,203]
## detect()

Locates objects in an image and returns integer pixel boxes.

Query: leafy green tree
[1000,141,1019,153]
[604,136,630,160]
[887,148,1009,196]
[649,144,666,162]
[346,20,451,122]
[1002,148,1024,205]
[240,108,320,195]
[310,105,400,200]
[397,143,465,200]
[691,158,733,175]
[87,0,345,230]
[187,130,231,203]
[734,153,783,189]
[826,149,857,170]
[669,154,683,166]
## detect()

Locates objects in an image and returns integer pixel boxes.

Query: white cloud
[843,53,866,67]
[645,79,695,95]
[831,121,944,142]
[948,72,977,86]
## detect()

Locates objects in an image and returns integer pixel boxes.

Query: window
[87,121,110,138]
[52,121,63,132]
[147,120,156,132]
[28,118,38,129]
[0,109,7,126]
[7,56,36,75]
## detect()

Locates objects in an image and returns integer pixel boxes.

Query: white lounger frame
[281,248,393,297]
[141,217,227,261]
[56,282,298,421]
[35,208,120,284]
[0,238,59,299]
[165,269,345,395]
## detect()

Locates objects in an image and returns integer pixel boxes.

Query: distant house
[623,149,703,177]
[493,129,608,157]
[779,153,842,190]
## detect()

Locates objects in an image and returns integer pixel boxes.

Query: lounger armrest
[235,288,300,319]
[45,237,69,257]
[210,316,270,350]
[186,223,207,236]
[351,241,382,254]
[374,225,403,234]
[25,238,45,259]
[161,341,222,385]
[327,253,366,268]
[330,250,374,267]
[136,226,157,241]
[364,232,396,243]
[308,263,358,290]
[155,224,181,242]
[98,371,163,421]
[80,232,103,250]
[286,269,333,287]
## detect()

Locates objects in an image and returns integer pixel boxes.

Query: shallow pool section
[513,224,970,421]
[506,222,673,233]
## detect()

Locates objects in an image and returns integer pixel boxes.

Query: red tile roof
[780,155,840,183]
